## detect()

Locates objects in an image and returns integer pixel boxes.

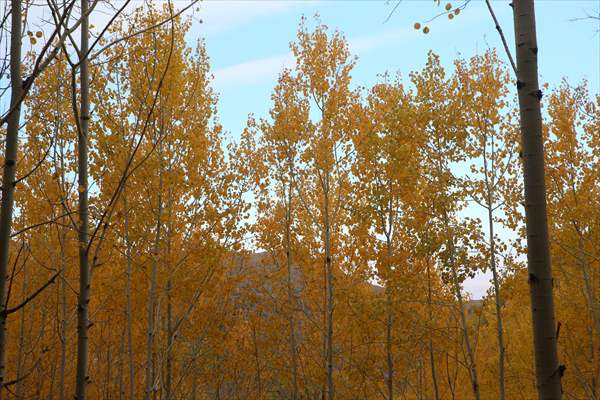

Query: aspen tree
[457,50,519,400]
[411,52,482,400]
[290,20,358,399]
[254,69,309,400]
[74,0,91,397]
[0,1,23,390]
[512,2,562,398]
[353,79,422,400]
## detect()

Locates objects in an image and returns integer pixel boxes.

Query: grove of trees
[0,1,598,399]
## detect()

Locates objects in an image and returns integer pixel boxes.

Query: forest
[0,1,598,399]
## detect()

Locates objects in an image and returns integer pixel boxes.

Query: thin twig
[2,270,60,316]
[383,0,403,24]
[484,0,517,77]
[10,211,77,238]
[89,0,199,61]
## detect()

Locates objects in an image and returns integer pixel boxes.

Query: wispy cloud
[211,7,482,90]
[198,1,302,35]
[349,26,413,53]
[211,26,411,88]
[213,53,295,88]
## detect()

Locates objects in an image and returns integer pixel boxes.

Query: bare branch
[2,270,60,316]
[89,0,199,62]
[484,0,517,77]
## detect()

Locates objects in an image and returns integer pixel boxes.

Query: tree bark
[123,189,135,400]
[385,237,394,400]
[0,0,23,392]
[165,187,173,400]
[323,174,334,400]
[59,225,67,400]
[480,120,506,400]
[15,259,27,400]
[118,325,125,400]
[487,205,506,400]
[165,278,172,400]
[426,259,440,400]
[252,322,263,399]
[75,0,91,397]
[449,242,480,400]
[145,154,163,400]
[285,184,299,400]
[512,2,562,398]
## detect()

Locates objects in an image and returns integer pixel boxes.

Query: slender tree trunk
[49,352,56,400]
[323,176,334,400]
[284,184,299,400]
[15,260,27,400]
[426,259,440,400]
[165,278,173,400]
[449,246,480,400]
[105,331,112,400]
[0,0,23,392]
[75,0,91,397]
[575,236,599,398]
[145,156,163,400]
[576,235,600,343]
[252,322,262,399]
[512,2,562,398]
[446,323,459,400]
[37,307,48,397]
[486,205,506,400]
[59,225,67,400]
[123,189,135,400]
[191,357,198,400]
[118,325,125,400]
[481,124,506,400]
[385,237,394,400]
[165,188,173,400]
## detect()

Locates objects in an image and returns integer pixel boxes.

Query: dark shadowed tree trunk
[512,1,562,399]
[123,189,135,400]
[75,0,91,398]
[284,182,299,400]
[426,259,440,400]
[0,1,23,393]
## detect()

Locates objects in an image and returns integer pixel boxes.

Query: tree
[353,77,422,400]
[254,68,310,400]
[512,2,562,398]
[0,2,24,390]
[411,52,483,400]
[289,19,359,399]
[457,49,520,400]
[545,82,599,399]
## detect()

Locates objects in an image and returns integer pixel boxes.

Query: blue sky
[192,0,599,137]
[188,0,599,298]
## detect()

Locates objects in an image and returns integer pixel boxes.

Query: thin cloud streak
[212,53,295,89]
[212,27,414,88]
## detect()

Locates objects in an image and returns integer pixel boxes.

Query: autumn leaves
[0,4,598,399]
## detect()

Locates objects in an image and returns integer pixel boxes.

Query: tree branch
[2,270,60,316]
[484,0,517,77]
